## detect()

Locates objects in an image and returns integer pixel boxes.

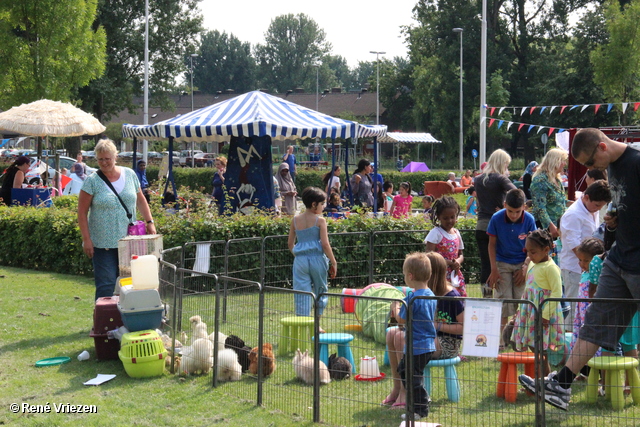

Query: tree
[254,13,331,93]
[193,30,256,94]
[77,0,203,122]
[591,0,640,124]
[0,0,106,109]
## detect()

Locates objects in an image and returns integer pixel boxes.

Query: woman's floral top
[530,174,566,228]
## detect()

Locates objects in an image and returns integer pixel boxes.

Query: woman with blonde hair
[474,149,516,294]
[78,139,156,300]
[530,148,568,238]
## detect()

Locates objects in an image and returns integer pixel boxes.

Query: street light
[314,62,320,111]
[189,53,198,167]
[369,51,385,125]
[453,28,464,171]
[190,54,198,112]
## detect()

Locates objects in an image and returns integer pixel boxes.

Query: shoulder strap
[314,216,319,226]
[97,170,133,224]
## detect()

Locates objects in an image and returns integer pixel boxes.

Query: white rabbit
[293,349,330,385]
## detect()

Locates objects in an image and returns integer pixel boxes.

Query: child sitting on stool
[389,252,437,421]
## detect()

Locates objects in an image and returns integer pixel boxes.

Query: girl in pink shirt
[390,182,413,218]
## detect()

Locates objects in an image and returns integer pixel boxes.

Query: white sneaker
[519,373,571,411]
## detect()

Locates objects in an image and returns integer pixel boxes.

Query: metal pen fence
[158,240,640,427]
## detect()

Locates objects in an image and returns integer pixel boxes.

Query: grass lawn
[2,266,639,426]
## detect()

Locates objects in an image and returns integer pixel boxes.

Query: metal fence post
[257,280,265,406]
[369,231,374,284]
[313,293,321,423]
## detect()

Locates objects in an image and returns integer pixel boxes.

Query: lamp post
[142,0,149,164]
[453,28,464,171]
[369,51,385,125]
[190,54,198,112]
[315,63,320,111]
[189,53,198,167]
[480,0,487,163]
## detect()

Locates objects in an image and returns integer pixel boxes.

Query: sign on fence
[462,299,502,358]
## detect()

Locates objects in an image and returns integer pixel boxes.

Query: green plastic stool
[586,356,640,410]
[279,316,314,356]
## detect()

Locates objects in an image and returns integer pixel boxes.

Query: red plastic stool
[497,352,535,403]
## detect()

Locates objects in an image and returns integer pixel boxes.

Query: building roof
[109,90,385,126]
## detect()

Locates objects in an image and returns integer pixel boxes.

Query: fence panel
[262,235,292,288]
[540,297,640,427]
[181,240,226,275]
[225,237,263,282]
[458,228,480,285]
[261,286,317,421]
[371,230,427,285]
[211,275,262,403]
[327,232,371,289]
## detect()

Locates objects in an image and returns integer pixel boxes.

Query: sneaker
[400,413,424,421]
[518,373,571,411]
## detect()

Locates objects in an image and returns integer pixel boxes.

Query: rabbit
[293,349,330,385]
[328,353,352,380]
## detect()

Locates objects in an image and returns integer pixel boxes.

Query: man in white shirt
[559,179,610,330]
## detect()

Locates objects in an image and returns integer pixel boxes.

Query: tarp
[378,132,441,144]
[401,161,430,172]
[122,90,364,143]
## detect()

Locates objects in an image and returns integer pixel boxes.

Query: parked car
[187,153,217,167]
[26,156,96,186]
[179,149,203,167]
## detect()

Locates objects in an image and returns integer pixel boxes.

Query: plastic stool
[423,356,461,402]
[279,316,314,356]
[497,352,535,403]
[383,326,399,366]
[313,333,356,374]
[548,332,573,366]
[586,356,640,410]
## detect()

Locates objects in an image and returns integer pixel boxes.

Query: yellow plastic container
[120,330,161,350]
[119,350,167,378]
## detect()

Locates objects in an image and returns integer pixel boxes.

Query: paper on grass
[461,299,502,358]
[83,374,116,386]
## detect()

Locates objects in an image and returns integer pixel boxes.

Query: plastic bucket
[341,288,365,313]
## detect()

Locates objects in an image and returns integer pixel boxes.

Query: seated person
[324,192,345,213]
[447,172,460,188]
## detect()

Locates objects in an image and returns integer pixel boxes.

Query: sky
[199,0,418,68]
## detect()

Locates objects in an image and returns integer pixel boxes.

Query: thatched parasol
[0,99,105,137]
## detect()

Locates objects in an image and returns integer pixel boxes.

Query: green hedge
[0,197,480,284]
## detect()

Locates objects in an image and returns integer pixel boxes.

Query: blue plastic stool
[313,333,356,374]
[383,326,399,366]
[423,356,461,402]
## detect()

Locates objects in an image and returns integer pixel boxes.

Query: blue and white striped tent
[122,90,369,142]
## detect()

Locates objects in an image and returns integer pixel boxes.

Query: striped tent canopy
[122,90,361,142]
[356,124,388,138]
[121,123,161,139]
[377,132,441,143]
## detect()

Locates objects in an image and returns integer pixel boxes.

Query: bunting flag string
[486,116,566,136]
[487,101,640,116]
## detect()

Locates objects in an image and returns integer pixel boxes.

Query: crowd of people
[286,128,639,421]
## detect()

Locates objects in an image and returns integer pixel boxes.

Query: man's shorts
[580,258,640,351]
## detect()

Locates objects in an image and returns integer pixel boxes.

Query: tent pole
[373,137,378,214]
[345,139,353,206]
[132,137,137,170]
